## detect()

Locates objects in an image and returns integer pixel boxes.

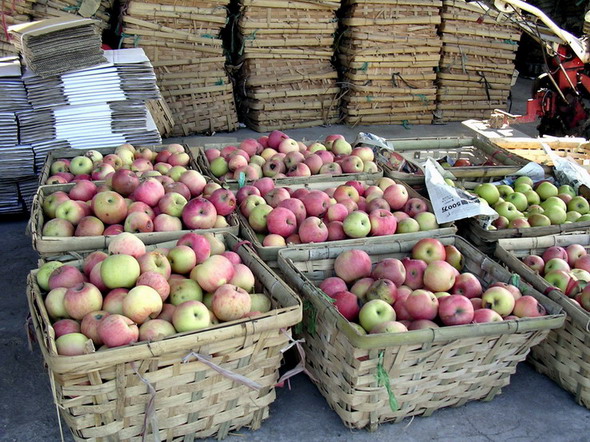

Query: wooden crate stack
[235,0,341,132]
[435,0,521,122]
[1,1,33,57]
[28,0,114,30]
[338,0,442,126]
[121,0,238,135]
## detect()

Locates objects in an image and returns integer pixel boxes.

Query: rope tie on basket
[391,72,417,89]
[182,352,262,390]
[376,351,399,412]
[24,313,35,351]
[359,62,369,72]
[130,363,161,442]
[275,329,318,387]
[119,33,140,49]
[413,94,429,105]
[1,0,15,41]
[401,120,411,130]
[477,71,492,102]
[239,29,258,56]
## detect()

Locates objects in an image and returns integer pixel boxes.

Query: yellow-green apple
[176,233,211,264]
[535,181,558,200]
[63,283,103,320]
[342,211,370,238]
[168,152,190,167]
[557,184,575,197]
[137,251,171,279]
[472,308,503,323]
[423,260,456,292]
[414,211,438,231]
[350,277,375,300]
[53,318,81,338]
[523,254,544,273]
[578,286,590,311]
[55,200,86,226]
[101,254,140,289]
[48,265,85,290]
[278,138,300,154]
[438,294,474,325]
[211,284,251,321]
[103,153,124,169]
[331,139,352,155]
[401,258,427,290]
[92,191,128,224]
[266,207,297,237]
[497,184,514,198]
[527,204,544,214]
[370,320,408,334]
[365,279,397,304]
[411,238,446,264]
[323,134,344,150]
[527,213,551,227]
[43,191,70,218]
[136,272,170,302]
[495,202,521,221]
[134,146,153,161]
[444,245,463,270]
[505,192,528,211]
[91,163,116,180]
[396,218,420,233]
[359,299,396,332]
[236,185,261,206]
[308,141,326,153]
[541,196,567,212]
[240,195,266,218]
[124,210,154,233]
[102,288,128,314]
[568,196,590,214]
[570,268,590,281]
[475,183,500,205]
[122,285,163,324]
[50,159,70,174]
[299,216,329,242]
[369,209,397,236]
[203,232,226,255]
[70,155,94,175]
[248,203,272,232]
[524,190,541,205]
[169,278,203,305]
[190,255,235,293]
[481,286,515,316]
[334,249,372,283]
[544,269,572,292]
[405,289,439,320]
[98,314,139,347]
[489,282,522,301]
[182,197,217,229]
[157,192,187,217]
[451,272,482,298]
[81,310,110,345]
[566,211,582,222]
[512,295,546,317]
[139,319,176,341]
[508,217,530,229]
[45,287,69,320]
[320,276,348,297]
[249,293,271,313]
[514,176,534,188]
[332,290,360,321]
[167,245,197,274]
[55,333,92,355]
[333,185,360,203]
[37,261,65,291]
[544,258,570,274]
[229,263,255,292]
[514,183,532,194]
[382,184,409,210]
[210,156,229,177]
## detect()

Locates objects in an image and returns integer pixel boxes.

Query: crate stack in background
[29,0,115,31]
[338,0,441,126]
[234,0,340,132]
[435,0,521,122]
[120,0,239,136]
[1,1,33,57]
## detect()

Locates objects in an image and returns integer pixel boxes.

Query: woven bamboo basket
[146,98,175,138]
[237,178,456,268]
[376,136,537,186]
[38,143,199,187]
[276,234,565,430]
[495,234,590,408]
[27,233,302,441]
[0,8,31,57]
[29,183,240,257]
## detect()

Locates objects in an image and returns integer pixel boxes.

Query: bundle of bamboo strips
[1,0,33,57]
[121,0,238,135]
[338,0,442,126]
[435,0,521,122]
[235,0,341,132]
[29,0,114,29]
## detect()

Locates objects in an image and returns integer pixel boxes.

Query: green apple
[505,192,528,211]
[210,157,229,177]
[396,218,420,233]
[414,212,439,231]
[558,184,576,198]
[527,213,551,227]
[514,176,534,188]
[358,299,396,332]
[578,214,590,222]
[514,183,532,194]
[101,254,140,289]
[543,206,567,225]
[476,183,500,205]
[495,202,522,221]
[527,204,544,214]
[568,196,590,215]
[524,190,541,206]
[36,261,64,291]
[248,204,273,233]
[536,181,558,200]
[343,211,371,238]
[541,196,567,212]
[169,279,203,305]
[566,211,582,222]
[70,156,94,175]
[497,184,514,198]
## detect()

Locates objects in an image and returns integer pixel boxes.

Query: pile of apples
[474,176,590,229]
[203,131,379,181]
[36,232,272,355]
[317,238,548,334]
[41,157,237,238]
[237,176,440,247]
[522,244,590,312]
[45,143,193,184]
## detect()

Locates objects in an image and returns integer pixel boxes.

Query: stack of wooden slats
[338,0,442,126]
[121,0,238,135]
[235,0,341,132]
[1,0,33,57]
[435,0,521,122]
[29,0,114,30]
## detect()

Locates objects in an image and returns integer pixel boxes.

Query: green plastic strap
[376,351,399,412]
[238,171,246,188]
[295,299,317,336]
[509,273,521,287]
[366,96,373,102]
[62,4,80,11]
[414,93,428,104]
[119,33,140,49]
[201,33,216,39]
[401,120,411,130]
[576,0,584,6]
[360,61,369,71]
[215,78,224,86]
[503,39,517,45]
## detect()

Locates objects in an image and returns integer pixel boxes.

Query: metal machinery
[471,0,590,138]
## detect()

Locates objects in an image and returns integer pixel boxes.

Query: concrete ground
[2,78,589,441]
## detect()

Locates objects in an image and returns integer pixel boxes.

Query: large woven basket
[237,178,456,268]
[37,143,200,187]
[277,235,565,430]
[495,234,590,408]
[377,136,539,186]
[29,184,239,257]
[27,233,302,441]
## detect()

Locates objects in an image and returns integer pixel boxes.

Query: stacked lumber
[436,0,521,122]
[121,0,238,135]
[235,0,341,132]
[338,0,442,126]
